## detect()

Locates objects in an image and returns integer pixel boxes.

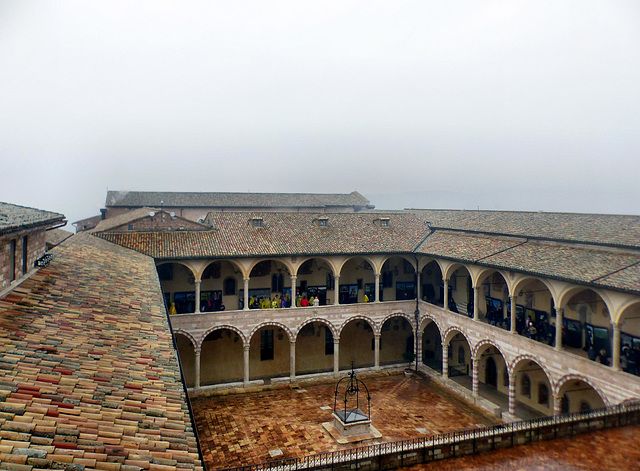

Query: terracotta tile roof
[0,202,66,236]
[410,209,640,249]
[97,211,428,258]
[415,231,526,262]
[0,233,204,470]
[106,190,373,209]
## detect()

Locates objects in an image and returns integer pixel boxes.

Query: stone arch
[557,285,614,317]
[156,260,197,277]
[295,256,339,277]
[336,255,378,277]
[379,254,417,273]
[296,317,338,339]
[199,259,245,281]
[509,354,553,385]
[380,312,415,334]
[202,324,247,347]
[554,373,610,408]
[248,258,295,277]
[442,262,470,283]
[249,321,294,342]
[173,329,197,349]
[419,314,443,335]
[472,339,506,362]
[512,276,556,301]
[338,315,377,336]
[442,326,470,345]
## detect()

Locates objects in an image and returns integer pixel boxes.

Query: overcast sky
[1,1,639,226]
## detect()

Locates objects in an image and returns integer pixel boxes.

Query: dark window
[521,374,531,398]
[458,346,465,364]
[382,270,393,288]
[127,224,134,230]
[538,383,549,405]
[223,277,236,295]
[380,219,389,227]
[9,239,16,281]
[324,327,334,355]
[396,281,415,300]
[319,218,328,227]
[260,329,274,361]
[22,236,28,274]
[252,218,262,228]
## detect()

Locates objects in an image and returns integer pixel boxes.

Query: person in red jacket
[300,295,309,307]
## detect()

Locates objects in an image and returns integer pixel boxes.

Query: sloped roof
[0,202,65,236]
[97,211,428,258]
[410,209,640,249]
[105,190,373,209]
[0,233,203,470]
[45,228,74,247]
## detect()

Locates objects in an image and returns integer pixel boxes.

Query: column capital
[290,275,297,281]
[194,347,201,355]
[374,272,380,278]
[243,344,251,352]
[244,277,250,282]
[374,332,381,339]
[194,279,201,285]
[290,339,296,345]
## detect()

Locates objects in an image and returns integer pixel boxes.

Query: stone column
[374,272,380,303]
[473,285,479,321]
[194,347,201,390]
[443,279,449,311]
[415,332,423,369]
[442,343,449,379]
[555,307,564,351]
[510,295,517,334]
[612,322,621,371]
[194,280,201,313]
[333,338,340,375]
[471,359,479,397]
[508,374,516,416]
[374,334,381,369]
[243,278,250,311]
[243,344,250,386]
[290,276,297,308]
[552,394,562,416]
[334,275,340,305]
[290,341,296,379]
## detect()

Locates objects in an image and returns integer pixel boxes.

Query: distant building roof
[105,190,374,210]
[0,201,66,236]
[72,214,102,231]
[0,232,204,470]
[92,207,210,233]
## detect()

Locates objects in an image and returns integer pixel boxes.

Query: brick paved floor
[191,372,500,469]
[404,425,640,470]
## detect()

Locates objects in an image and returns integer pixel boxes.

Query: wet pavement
[191,372,499,469]
[191,372,640,470]
[404,425,640,470]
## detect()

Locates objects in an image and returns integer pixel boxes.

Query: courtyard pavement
[191,372,500,470]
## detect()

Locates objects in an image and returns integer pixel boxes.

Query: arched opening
[246,260,293,309]
[157,262,196,314]
[618,302,640,376]
[476,344,508,405]
[380,316,414,366]
[339,318,374,370]
[449,266,472,316]
[512,279,555,346]
[420,260,443,307]
[174,333,195,387]
[564,288,611,362]
[447,331,471,389]
[201,328,243,385]
[249,325,291,381]
[295,321,335,375]
[478,271,509,328]
[381,256,416,301]
[339,257,376,303]
[557,378,606,414]
[421,320,442,372]
[512,359,552,418]
[296,258,333,306]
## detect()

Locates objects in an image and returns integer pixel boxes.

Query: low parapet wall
[221,401,640,471]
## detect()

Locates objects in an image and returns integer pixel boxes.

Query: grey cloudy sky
[1,1,639,225]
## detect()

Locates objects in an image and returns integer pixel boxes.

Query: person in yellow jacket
[363,294,369,303]
[262,297,272,309]
[272,295,281,309]
[168,302,177,315]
